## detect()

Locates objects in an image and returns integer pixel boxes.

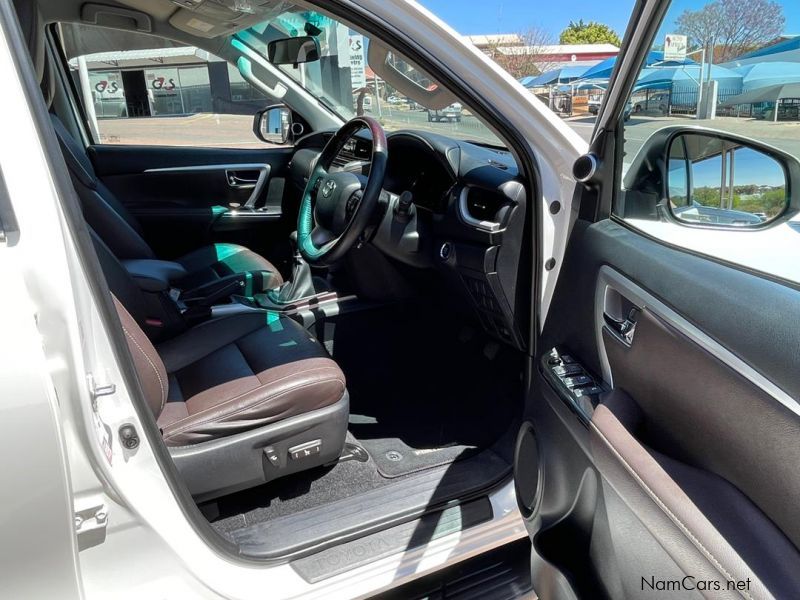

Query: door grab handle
[227,173,258,189]
[604,307,639,345]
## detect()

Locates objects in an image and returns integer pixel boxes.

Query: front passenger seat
[51,115,284,293]
[113,297,349,501]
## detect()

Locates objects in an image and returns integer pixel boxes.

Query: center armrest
[122,259,187,293]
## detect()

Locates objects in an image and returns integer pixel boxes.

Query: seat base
[170,393,349,502]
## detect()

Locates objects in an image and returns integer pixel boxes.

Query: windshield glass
[235,7,507,147]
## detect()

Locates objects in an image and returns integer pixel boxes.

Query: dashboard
[289,128,529,349]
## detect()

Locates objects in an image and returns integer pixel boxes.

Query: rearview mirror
[667,133,788,227]
[267,36,320,66]
[253,104,292,145]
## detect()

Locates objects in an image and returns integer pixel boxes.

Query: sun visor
[169,0,292,39]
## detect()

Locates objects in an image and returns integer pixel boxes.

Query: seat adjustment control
[263,446,281,467]
[289,439,322,460]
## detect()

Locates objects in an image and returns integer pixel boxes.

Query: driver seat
[113,291,348,501]
[50,114,284,294]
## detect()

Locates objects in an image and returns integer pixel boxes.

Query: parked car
[588,97,602,114]
[427,102,463,122]
[4,0,799,599]
[386,95,403,104]
[633,92,669,115]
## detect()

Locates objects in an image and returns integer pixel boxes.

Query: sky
[418,0,800,42]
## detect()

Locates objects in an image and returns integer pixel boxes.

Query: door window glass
[57,23,283,148]
[615,0,799,283]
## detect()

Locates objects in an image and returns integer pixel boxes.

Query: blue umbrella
[731,36,800,65]
[525,65,589,87]
[635,64,742,91]
[580,50,695,81]
[734,62,800,91]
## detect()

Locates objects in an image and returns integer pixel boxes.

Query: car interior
[12,0,531,561]
[14,0,800,596]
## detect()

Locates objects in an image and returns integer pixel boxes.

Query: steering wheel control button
[289,439,322,461]
[439,242,453,261]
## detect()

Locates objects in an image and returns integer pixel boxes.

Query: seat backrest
[50,114,156,260]
[113,295,167,419]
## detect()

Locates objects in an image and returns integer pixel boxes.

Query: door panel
[519,219,800,598]
[88,144,294,260]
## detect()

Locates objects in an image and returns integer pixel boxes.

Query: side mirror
[666,132,788,227]
[253,104,299,145]
[622,126,796,228]
[267,36,320,66]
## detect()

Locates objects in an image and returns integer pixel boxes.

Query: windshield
[236,7,507,148]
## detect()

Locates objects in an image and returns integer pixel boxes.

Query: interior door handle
[226,172,259,189]
[603,307,639,345]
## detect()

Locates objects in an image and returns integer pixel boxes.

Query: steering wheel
[297,116,388,265]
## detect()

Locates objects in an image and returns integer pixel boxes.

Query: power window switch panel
[563,375,593,388]
[289,439,322,461]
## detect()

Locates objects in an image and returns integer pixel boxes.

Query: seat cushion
[177,243,283,292]
[155,312,345,446]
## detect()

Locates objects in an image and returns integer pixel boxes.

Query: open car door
[515,0,800,598]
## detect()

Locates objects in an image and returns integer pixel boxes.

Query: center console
[122,256,360,341]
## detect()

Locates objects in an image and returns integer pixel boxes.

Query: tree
[559,20,621,46]
[486,27,559,79]
[676,0,785,63]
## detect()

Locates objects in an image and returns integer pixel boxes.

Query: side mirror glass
[667,133,788,227]
[253,105,293,145]
[267,36,320,66]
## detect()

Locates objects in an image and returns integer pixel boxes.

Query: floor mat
[209,433,389,536]
[356,433,481,478]
[333,305,523,477]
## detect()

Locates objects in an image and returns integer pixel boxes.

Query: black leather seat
[50,114,283,293]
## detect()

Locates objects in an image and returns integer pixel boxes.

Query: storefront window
[88,70,126,118]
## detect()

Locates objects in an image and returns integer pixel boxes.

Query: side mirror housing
[253,104,300,145]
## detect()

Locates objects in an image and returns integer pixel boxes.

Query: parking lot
[95,108,800,167]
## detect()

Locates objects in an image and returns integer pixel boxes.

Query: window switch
[564,375,594,388]
[554,364,583,377]
[574,385,605,397]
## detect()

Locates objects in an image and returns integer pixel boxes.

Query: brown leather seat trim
[160,360,345,445]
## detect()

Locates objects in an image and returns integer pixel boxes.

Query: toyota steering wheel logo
[321,179,336,198]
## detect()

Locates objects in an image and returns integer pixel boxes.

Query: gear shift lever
[267,231,317,304]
